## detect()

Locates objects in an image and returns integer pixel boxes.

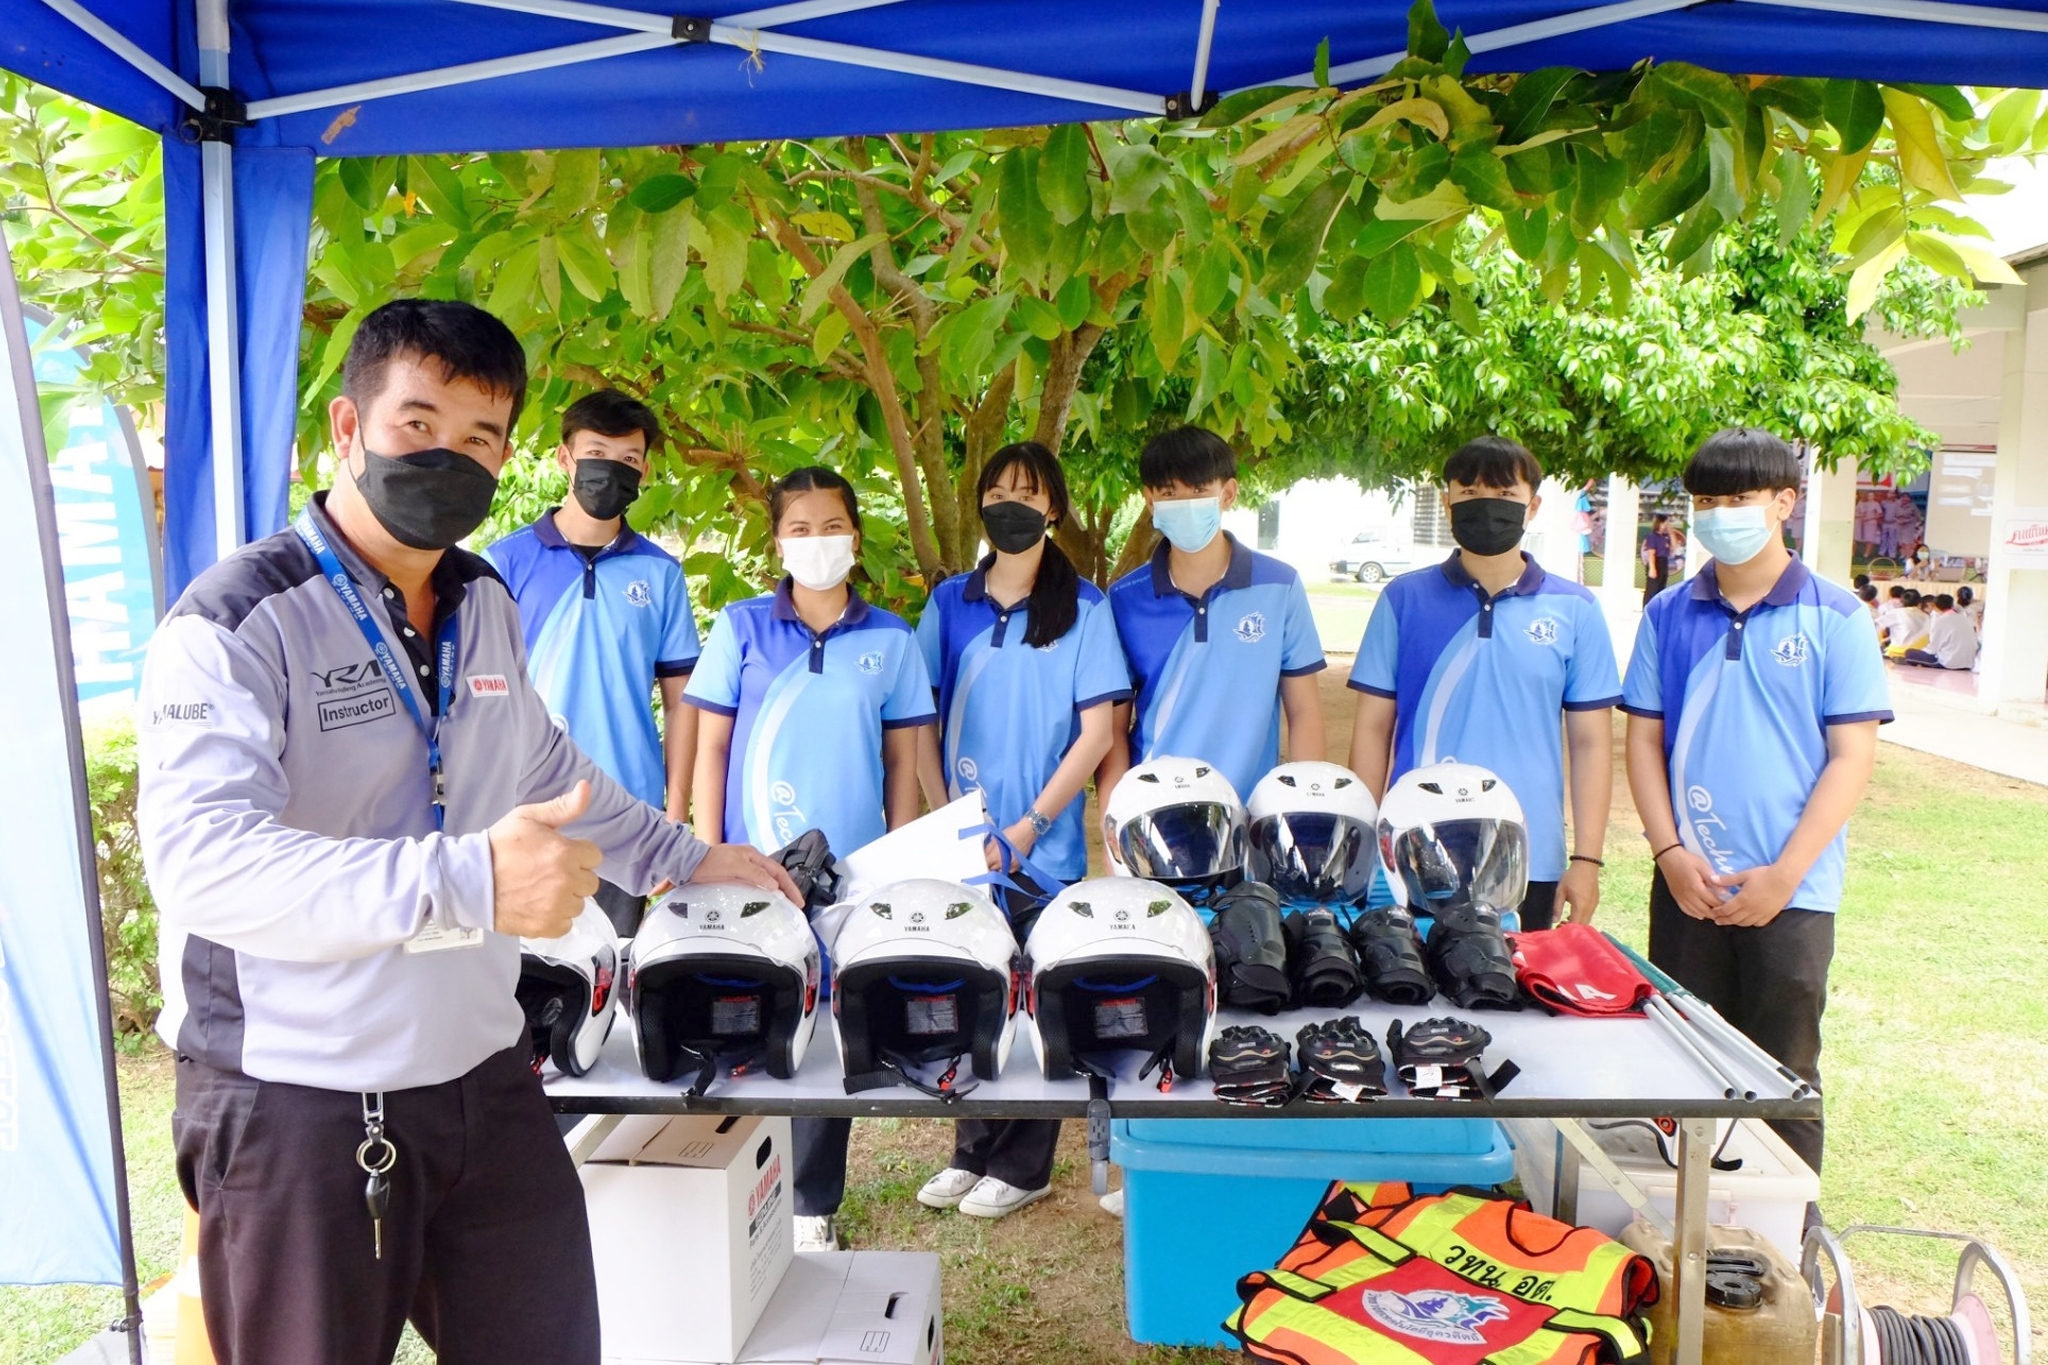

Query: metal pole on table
[1673,1116,1715,1365]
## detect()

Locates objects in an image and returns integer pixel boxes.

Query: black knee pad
[1210,883,1294,1014]
[1283,908,1364,1009]
[1424,905,1521,1011]
[1348,907,1434,1006]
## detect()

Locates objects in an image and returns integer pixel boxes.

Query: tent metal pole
[199,2,244,561]
[720,0,915,28]
[1741,0,2048,31]
[713,26,1168,114]
[1245,0,1700,89]
[35,0,208,109]
[1189,0,1223,108]
[446,0,913,31]
[243,33,672,120]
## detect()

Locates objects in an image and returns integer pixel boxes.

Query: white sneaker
[1098,1187,1125,1217]
[916,1167,983,1210]
[958,1176,1052,1219]
[793,1215,838,1253]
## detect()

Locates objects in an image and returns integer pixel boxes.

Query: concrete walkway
[1880,667,2048,785]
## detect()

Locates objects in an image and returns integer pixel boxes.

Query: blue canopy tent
[9,0,2048,594]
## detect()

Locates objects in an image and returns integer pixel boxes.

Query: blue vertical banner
[0,242,132,1290]
[25,308,161,709]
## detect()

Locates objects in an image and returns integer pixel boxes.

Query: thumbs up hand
[488,780,603,938]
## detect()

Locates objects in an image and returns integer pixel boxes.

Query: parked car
[1329,532,1416,584]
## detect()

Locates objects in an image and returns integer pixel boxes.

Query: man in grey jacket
[138,298,797,1365]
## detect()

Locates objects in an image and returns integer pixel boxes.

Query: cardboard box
[582,1114,793,1363]
[739,1251,943,1365]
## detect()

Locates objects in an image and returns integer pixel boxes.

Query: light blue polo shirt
[1622,558,1892,913]
[684,579,935,853]
[484,512,700,809]
[1349,553,1622,881]
[916,562,1132,881]
[1108,533,1326,802]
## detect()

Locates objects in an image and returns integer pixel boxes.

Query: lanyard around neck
[294,510,459,830]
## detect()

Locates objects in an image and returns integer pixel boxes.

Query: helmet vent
[1419,782,1443,794]
[871,903,892,919]
[1335,776,1353,787]
[946,901,973,919]
[1070,901,1094,918]
[741,900,769,916]
[1480,778,1497,791]
[1137,772,1161,783]
[1147,900,1172,916]
[1277,774,1297,786]
[1194,765,1211,777]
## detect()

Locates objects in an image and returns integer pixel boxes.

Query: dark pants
[173,1046,598,1365]
[593,877,647,938]
[1643,574,1668,606]
[952,1119,1061,1191]
[793,1115,853,1217]
[1648,870,1834,1173]
[1518,881,1560,932]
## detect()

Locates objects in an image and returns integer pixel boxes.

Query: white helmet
[1022,877,1217,1085]
[830,879,1020,1097]
[517,899,621,1078]
[1377,762,1529,915]
[1247,761,1380,907]
[626,883,821,1092]
[1103,756,1248,897]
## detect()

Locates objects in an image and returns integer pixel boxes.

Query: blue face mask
[1151,496,1222,554]
[1692,504,1776,566]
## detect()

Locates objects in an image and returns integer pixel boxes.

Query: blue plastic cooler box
[1110,1116,1516,1347]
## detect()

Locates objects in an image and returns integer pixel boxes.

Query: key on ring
[365,1169,390,1260]
[357,1091,397,1261]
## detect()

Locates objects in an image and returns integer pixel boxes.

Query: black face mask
[980,500,1049,555]
[1449,497,1528,558]
[354,445,499,551]
[572,458,642,522]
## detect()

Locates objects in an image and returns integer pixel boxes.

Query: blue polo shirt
[1108,534,1325,802]
[915,563,1132,881]
[1621,558,1892,914]
[684,580,935,853]
[484,512,700,809]
[1349,553,1621,881]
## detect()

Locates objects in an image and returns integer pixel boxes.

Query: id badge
[404,918,486,954]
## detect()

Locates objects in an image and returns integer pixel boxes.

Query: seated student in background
[1098,426,1326,809]
[1875,584,1907,644]
[1886,590,1930,656]
[683,466,936,1255]
[1347,437,1622,929]
[912,441,1130,1222]
[1900,594,1978,671]
[486,390,698,936]
[1856,583,1880,628]
[1623,427,1889,1180]
[1956,584,1983,629]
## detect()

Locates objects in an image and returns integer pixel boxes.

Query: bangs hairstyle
[343,298,528,426]
[978,441,1081,648]
[768,466,862,534]
[562,389,662,452]
[1442,435,1544,492]
[1681,427,1800,497]
[1139,426,1237,490]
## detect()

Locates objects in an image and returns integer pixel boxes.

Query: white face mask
[779,534,857,591]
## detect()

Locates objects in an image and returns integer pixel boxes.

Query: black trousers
[173,1046,598,1365]
[593,877,647,938]
[951,1119,1061,1191]
[1643,573,1669,607]
[1518,881,1561,932]
[1648,870,1834,1172]
[793,1115,853,1217]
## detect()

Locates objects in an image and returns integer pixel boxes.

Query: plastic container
[1620,1220,1817,1365]
[1506,1117,1818,1265]
[1111,1117,1516,1347]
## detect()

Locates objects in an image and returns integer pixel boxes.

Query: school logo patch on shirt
[1772,633,1812,667]
[1525,616,1561,646]
[623,580,653,608]
[466,674,510,698]
[858,651,885,674]
[1235,612,1267,644]
[1359,1289,1510,1345]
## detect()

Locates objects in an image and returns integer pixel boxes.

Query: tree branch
[1031,322,1105,454]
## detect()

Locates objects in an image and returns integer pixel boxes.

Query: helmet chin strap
[674,1040,768,1098]
[844,1049,976,1101]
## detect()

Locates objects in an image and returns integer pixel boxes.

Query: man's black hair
[562,389,661,452]
[1903,589,1922,606]
[1139,426,1237,489]
[1888,585,1906,601]
[342,298,528,426]
[1858,583,1878,603]
[1854,572,1871,590]
[1442,435,1544,492]
[1934,593,1955,611]
[1681,427,1800,497]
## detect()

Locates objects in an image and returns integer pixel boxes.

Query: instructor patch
[318,688,397,731]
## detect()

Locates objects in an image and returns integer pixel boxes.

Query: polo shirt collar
[305,491,481,610]
[771,575,872,628]
[1691,556,1810,609]
[1439,550,1546,598]
[961,554,996,604]
[1149,530,1254,598]
[535,508,641,556]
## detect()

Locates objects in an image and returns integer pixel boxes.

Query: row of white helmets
[518,756,1531,1088]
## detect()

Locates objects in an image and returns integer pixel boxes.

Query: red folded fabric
[1508,924,1653,1017]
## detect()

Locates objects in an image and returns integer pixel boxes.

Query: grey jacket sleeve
[137,614,499,963]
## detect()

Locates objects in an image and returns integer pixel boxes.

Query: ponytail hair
[978,442,1080,648]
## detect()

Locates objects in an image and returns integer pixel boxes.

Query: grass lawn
[9,680,2044,1362]
[1304,579,1380,655]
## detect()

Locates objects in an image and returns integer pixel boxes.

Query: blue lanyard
[293,510,459,830]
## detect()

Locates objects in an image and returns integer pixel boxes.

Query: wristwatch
[1024,808,1053,838]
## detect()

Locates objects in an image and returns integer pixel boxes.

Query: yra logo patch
[1525,616,1560,646]
[1235,612,1266,644]
[466,674,509,698]
[1772,633,1811,667]
[1359,1289,1511,1345]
